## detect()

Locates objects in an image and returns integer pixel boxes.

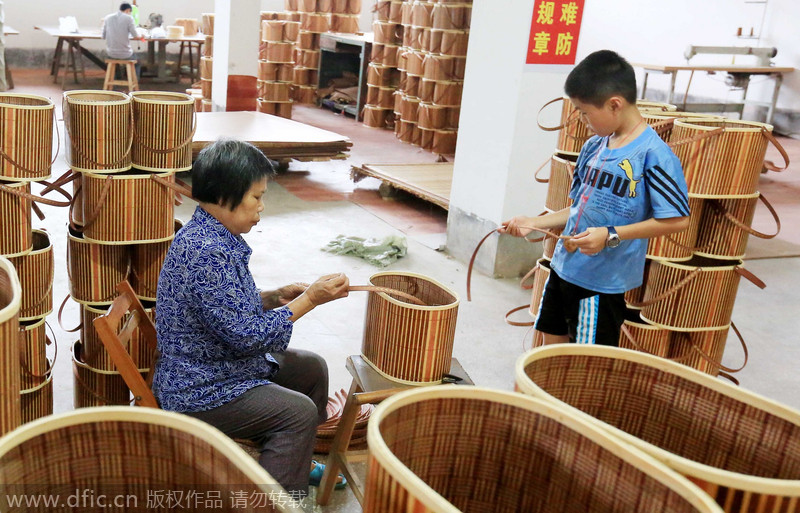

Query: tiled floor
[7,67,800,512]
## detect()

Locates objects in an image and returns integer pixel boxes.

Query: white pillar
[212,0,260,111]
[446,0,572,278]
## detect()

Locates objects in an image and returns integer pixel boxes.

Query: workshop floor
[8,67,800,512]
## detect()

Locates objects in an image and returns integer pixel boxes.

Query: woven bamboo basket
[364,386,723,513]
[422,54,466,81]
[260,61,295,82]
[670,119,783,197]
[374,21,402,45]
[72,340,130,407]
[262,20,300,42]
[266,42,296,63]
[286,0,299,10]
[63,90,132,174]
[647,196,704,262]
[367,63,400,88]
[403,50,424,77]
[397,120,422,145]
[543,151,577,212]
[67,227,129,305]
[130,219,182,302]
[297,30,320,50]
[431,129,457,154]
[0,93,55,182]
[406,27,430,51]
[9,229,52,322]
[331,13,359,33]
[71,171,84,226]
[0,406,295,513]
[199,56,212,79]
[19,358,52,425]
[376,0,403,23]
[130,92,194,172]
[200,77,212,99]
[257,99,293,119]
[524,257,550,319]
[418,79,434,102]
[639,256,760,331]
[201,13,215,35]
[417,103,450,130]
[695,193,779,260]
[363,106,394,129]
[418,127,434,151]
[174,17,199,36]
[430,29,469,56]
[201,99,212,112]
[431,3,472,30]
[203,35,213,56]
[516,344,800,512]
[410,1,433,26]
[399,95,420,122]
[292,85,317,104]
[300,12,330,33]
[371,43,400,68]
[80,301,156,372]
[0,181,32,258]
[432,80,463,106]
[291,66,317,85]
[366,85,395,110]
[19,317,50,390]
[0,257,22,436]
[619,310,671,357]
[405,75,421,97]
[258,80,292,102]
[361,272,459,385]
[80,170,177,245]
[637,100,678,112]
[299,49,321,68]
[539,211,560,259]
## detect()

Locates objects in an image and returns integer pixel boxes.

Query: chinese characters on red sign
[526,0,586,65]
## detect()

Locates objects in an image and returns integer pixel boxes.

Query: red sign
[526,0,586,65]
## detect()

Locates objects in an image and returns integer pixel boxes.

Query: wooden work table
[633,62,794,125]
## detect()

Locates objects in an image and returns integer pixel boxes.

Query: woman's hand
[304,273,350,306]
[261,283,308,310]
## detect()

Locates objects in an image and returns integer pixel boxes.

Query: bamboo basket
[399,95,420,122]
[203,35,213,56]
[418,79,434,103]
[174,18,199,36]
[367,64,400,88]
[67,226,129,305]
[361,272,459,385]
[516,344,800,512]
[130,92,195,172]
[431,3,472,30]
[63,90,132,174]
[374,0,402,23]
[422,54,466,81]
[667,326,735,377]
[0,257,22,436]
[300,12,330,33]
[9,229,52,322]
[543,151,577,212]
[404,51,425,77]
[417,103,451,130]
[71,171,84,226]
[430,29,469,56]
[618,311,671,358]
[639,256,760,331]
[80,170,177,245]
[540,211,560,260]
[371,43,401,67]
[670,119,779,197]
[266,42,296,63]
[199,56,212,79]
[404,75,421,98]
[362,106,394,129]
[262,20,300,42]
[201,13,215,35]
[637,100,678,112]
[695,193,777,260]
[528,257,551,319]
[374,21,402,45]
[200,78,212,99]
[431,129,457,154]
[298,49,321,68]
[19,317,49,390]
[80,301,156,371]
[432,80,463,106]
[0,93,55,182]
[410,1,433,26]
[405,27,429,52]
[291,66,317,85]
[331,13,360,33]
[72,340,130,407]
[257,99,293,119]
[418,127,434,151]
[292,85,317,104]
[130,219,182,302]
[260,61,295,82]
[537,97,594,153]
[258,81,292,102]
[0,181,31,258]
[297,31,320,50]
[396,120,421,145]
[647,196,704,262]
[0,407,296,513]
[364,386,724,513]
[19,359,52,425]
[366,85,396,110]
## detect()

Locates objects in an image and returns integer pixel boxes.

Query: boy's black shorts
[533,268,626,346]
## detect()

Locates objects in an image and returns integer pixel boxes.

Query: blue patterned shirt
[152,206,294,413]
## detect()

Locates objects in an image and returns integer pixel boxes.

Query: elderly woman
[152,138,349,499]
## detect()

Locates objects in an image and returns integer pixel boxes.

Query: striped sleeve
[646,163,690,218]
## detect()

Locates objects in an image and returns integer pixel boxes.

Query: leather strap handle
[735,266,766,289]
[80,174,114,229]
[348,285,426,306]
[0,181,72,208]
[135,109,198,155]
[0,108,61,176]
[504,304,534,327]
[627,267,702,308]
[149,173,194,199]
[708,193,781,240]
[536,96,576,132]
[619,323,690,363]
[761,127,790,172]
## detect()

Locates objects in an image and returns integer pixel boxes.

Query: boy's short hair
[120,3,133,11]
[564,50,637,107]
[191,138,276,210]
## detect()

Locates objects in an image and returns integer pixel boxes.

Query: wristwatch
[606,226,621,248]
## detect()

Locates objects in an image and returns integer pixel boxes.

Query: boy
[500,50,690,346]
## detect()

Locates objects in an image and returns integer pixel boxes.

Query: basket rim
[515,344,800,494]
[20,315,47,330]
[81,169,176,180]
[19,357,53,394]
[368,386,723,513]
[130,91,194,105]
[674,118,774,132]
[29,229,52,254]
[368,270,460,309]
[0,405,286,497]
[0,257,22,323]
[653,257,743,271]
[63,89,131,104]
[0,93,55,109]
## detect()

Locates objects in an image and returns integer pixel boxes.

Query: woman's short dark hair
[191,138,275,210]
[564,50,637,107]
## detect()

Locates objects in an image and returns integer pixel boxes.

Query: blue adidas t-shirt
[551,125,689,294]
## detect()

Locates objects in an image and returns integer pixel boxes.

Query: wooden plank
[353,162,452,210]
[633,63,794,74]
[192,111,352,161]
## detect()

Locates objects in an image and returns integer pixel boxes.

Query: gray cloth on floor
[322,234,407,267]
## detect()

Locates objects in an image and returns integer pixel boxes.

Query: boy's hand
[499,216,535,237]
[570,227,609,255]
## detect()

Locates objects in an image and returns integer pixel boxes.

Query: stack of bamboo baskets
[62,90,195,408]
[362,0,404,129]
[258,13,300,118]
[528,98,788,379]
[291,0,331,103]
[0,93,62,428]
[331,0,362,33]
[198,13,215,112]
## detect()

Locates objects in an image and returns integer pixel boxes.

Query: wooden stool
[103,59,139,91]
[315,355,473,506]
[177,41,201,81]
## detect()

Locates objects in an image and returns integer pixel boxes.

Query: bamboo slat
[0,257,22,436]
[0,93,54,182]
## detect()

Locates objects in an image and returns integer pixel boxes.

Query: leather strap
[150,173,194,199]
[135,110,198,155]
[348,285,426,306]
[760,127,790,172]
[708,193,781,240]
[504,304,534,327]
[735,266,766,289]
[0,108,61,176]
[619,323,690,363]
[536,97,578,132]
[80,174,114,229]
[626,267,702,308]
[0,181,72,208]
[57,294,83,333]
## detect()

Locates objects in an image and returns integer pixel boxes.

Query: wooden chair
[103,59,139,91]
[92,280,158,407]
